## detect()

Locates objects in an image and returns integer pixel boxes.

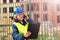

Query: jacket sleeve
[28,18,35,24]
[12,24,24,40]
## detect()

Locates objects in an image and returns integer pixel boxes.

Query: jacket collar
[14,19,27,25]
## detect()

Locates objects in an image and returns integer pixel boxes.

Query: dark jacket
[12,18,34,40]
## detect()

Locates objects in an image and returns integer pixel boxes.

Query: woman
[12,7,31,40]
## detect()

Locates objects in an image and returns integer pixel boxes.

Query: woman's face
[17,13,24,21]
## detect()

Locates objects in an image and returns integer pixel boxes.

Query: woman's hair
[13,14,18,19]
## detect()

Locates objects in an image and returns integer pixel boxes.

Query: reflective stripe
[10,26,12,32]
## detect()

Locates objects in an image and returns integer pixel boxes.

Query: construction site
[0,0,60,40]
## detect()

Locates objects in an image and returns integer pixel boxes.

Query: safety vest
[10,21,29,34]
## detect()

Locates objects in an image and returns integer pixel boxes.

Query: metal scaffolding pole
[29,0,31,18]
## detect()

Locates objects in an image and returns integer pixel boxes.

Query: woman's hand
[24,31,31,38]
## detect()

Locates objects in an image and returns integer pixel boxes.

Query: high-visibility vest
[10,22,29,34]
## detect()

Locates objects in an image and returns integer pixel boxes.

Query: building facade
[0,0,60,26]
[0,0,60,40]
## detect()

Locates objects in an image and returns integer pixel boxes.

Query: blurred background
[0,0,60,40]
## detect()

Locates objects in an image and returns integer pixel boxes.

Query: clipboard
[25,23,40,39]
